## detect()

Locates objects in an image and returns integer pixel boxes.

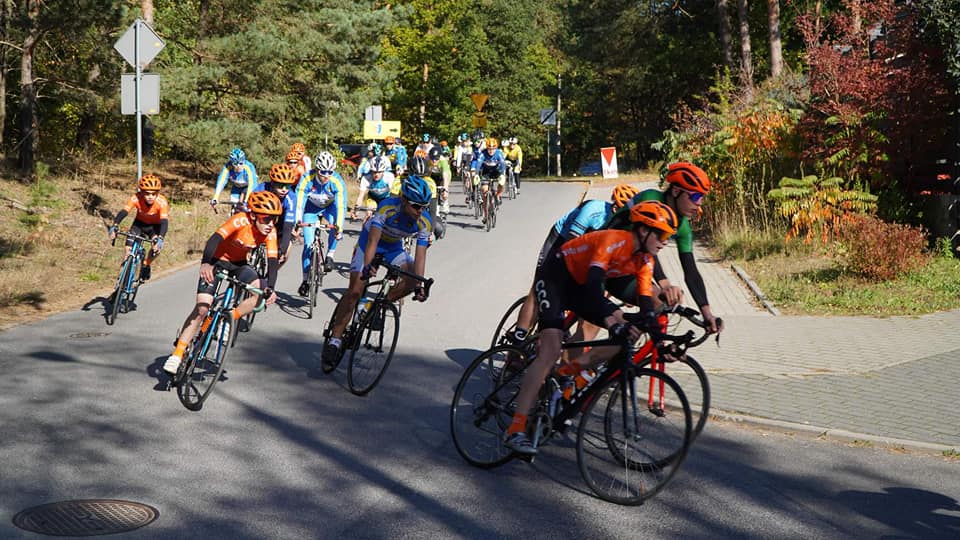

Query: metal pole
[556,73,561,177]
[545,130,550,176]
[134,19,143,180]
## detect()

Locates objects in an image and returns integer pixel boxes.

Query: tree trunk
[142,0,154,24]
[767,0,783,77]
[420,62,428,131]
[717,0,733,68]
[191,0,208,120]
[18,0,41,177]
[0,0,12,159]
[737,0,754,94]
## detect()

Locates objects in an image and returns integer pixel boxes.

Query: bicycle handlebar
[371,254,434,297]
[110,229,154,248]
[214,270,268,313]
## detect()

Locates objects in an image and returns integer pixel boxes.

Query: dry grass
[0,160,225,329]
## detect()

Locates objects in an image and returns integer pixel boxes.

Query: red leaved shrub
[840,215,929,281]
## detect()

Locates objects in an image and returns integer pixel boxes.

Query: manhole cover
[12,499,158,536]
[68,332,111,339]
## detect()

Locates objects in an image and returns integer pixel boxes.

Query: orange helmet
[630,200,678,237]
[138,174,162,192]
[290,142,306,154]
[268,163,298,185]
[246,190,283,216]
[665,162,711,194]
[485,137,499,149]
[383,136,396,144]
[285,150,302,163]
[611,184,640,210]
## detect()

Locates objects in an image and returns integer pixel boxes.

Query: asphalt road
[1,181,958,539]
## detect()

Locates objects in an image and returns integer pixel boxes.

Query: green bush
[840,215,928,281]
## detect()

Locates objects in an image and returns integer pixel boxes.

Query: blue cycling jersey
[554,199,614,239]
[360,196,432,251]
[295,171,347,231]
[252,183,297,224]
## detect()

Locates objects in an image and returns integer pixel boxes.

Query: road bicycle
[234,242,267,341]
[298,221,337,319]
[490,296,718,441]
[106,230,155,326]
[505,160,518,200]
[478,174,498,231]
[319,254,434,395]
[172,270,265,411]
[450,314,698,505]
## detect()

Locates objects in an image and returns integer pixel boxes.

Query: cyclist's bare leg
[512,328,564,422]
[562,319,602,363]
[175,293,214,346]
[330,272,365,339]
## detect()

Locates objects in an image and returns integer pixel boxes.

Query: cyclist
[408,155,444,240]
[353,155,395,221]
[504,200,679,455]
[251,163,300,266]
[604,162,723,334]
[427,145,452,216]
[321,175,434,369]
[505,184,640,346]
[286,149,308,182]
[290,142,311,174]
[471,137,507,214]
[163,190,282,375]
[503,136,524,194]
[416,132,434,156]
[211,148,258,211]
[355,142,383,181]
[453,133,473,176]
[295,151,347,295]
[107,173,170,282]
[384,135,408,177]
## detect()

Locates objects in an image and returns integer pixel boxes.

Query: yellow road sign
[470,93,488,112]
[363,120,402,140]
[471,112,487,128]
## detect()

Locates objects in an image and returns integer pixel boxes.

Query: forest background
[1,0,960,325]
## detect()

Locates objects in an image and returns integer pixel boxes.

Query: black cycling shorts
[126,221,161,248]
[533,252,618,330]
[196,260,261,296]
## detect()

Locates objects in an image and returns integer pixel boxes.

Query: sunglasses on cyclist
[682,189,704,204]
[655,229,673,242]
[318,170,335,176]
[253,214,275,224]
[407,201,428,211]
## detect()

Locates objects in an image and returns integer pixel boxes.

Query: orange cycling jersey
[559,230,654,297]
[213,212,279,263]
[123,193,170,225]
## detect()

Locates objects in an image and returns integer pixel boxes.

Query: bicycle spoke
[347,301,400,395]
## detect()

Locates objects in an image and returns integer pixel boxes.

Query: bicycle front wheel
[307,246,320,319]
[576,368,692,505]
[107,257,133,325]
[347,300,400,395]
[490,296,527,349]
[637,354,711,441]
[450,345,529,469]
[176,314,234,411]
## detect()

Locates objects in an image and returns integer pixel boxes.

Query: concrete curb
[709,408,958,454]
[730,263,781,316]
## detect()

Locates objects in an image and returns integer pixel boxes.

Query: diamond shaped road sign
[114,19,165,68]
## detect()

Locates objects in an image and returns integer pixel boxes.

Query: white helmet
[314,151,337,172]
[371,156,390,173]
[508,137,518,145]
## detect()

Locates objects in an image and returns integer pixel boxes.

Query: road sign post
[114,19,164,181]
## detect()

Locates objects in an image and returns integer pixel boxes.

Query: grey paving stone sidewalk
[583,180,960,449]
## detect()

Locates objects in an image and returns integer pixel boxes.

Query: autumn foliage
[839,214,929,281]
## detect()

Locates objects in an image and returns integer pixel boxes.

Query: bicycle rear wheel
[450,345,529,468]
[176,313,234,411]
[576,368,692,505]
[637,354,710,441]
[347,300,400,395]
[507,171,517,200]
[473,185,482,220]
[484,191,493,232]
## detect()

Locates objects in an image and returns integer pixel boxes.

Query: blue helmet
[229,148,246,166]
[401,175,432,205]
[421,132,431,143]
